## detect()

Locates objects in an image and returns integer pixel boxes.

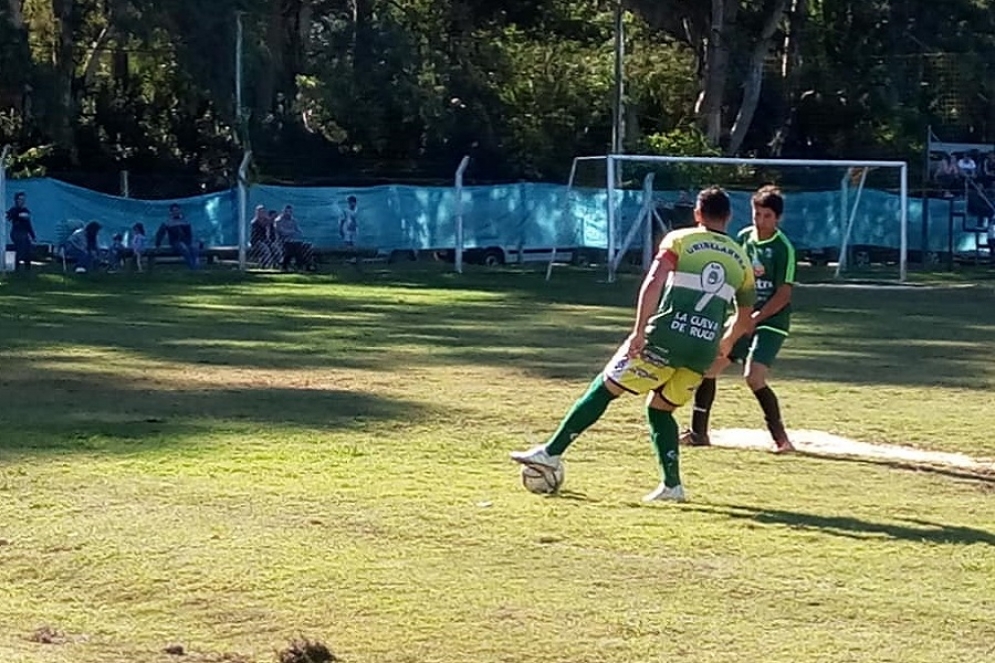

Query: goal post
[236,149,252,271]
[566,154,909,283]
[454,155,470,274]
[837,166,870,276]
[0,145,9,274]
[548,155,654,281]
[610,171,662,275]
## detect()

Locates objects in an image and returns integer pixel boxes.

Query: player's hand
[626,332,646,358]
[718,336,735,359]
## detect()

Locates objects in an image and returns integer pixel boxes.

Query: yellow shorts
[603,347,703,407]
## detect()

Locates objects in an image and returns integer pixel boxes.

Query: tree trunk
[3,0,32,114]
[282,0,311,86]
[50,0,77,159]
[726,0,789,155]
[695,0,738,146]
[81,24,114,92]
[352,0,374,75]
[6,0,24,28]
[769,0,806,156]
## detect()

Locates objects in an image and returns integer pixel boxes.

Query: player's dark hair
[752,184,784,217]
[696,186,731,221]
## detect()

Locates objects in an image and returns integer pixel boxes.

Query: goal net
[554,154,910,283]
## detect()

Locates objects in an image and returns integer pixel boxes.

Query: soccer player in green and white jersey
[681,184,797,453]
[510,186,756,502]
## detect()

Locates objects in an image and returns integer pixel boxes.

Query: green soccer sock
[647,406,681,488]
[544,375,618,456]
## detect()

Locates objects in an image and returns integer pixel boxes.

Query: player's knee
[705,356,730,378]
[601,375,627,398]
[744,367,767,391]
[646,390,677,412]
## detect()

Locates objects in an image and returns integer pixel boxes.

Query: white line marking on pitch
[710,428,995,473]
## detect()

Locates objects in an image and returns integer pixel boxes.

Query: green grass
[1,264,994,663]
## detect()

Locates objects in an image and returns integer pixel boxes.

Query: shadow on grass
[0,356,441,456]
[777,283,995,388]
[1,263,994,393]
[694,503,995,546]
[0,267,624,382]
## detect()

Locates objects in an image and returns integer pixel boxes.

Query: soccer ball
[74,266,87,274]
[520,463,565,495]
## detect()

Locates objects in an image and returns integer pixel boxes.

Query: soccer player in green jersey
[681,184,797,453]
[510,186,756,502]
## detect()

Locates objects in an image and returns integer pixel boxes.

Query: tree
[627,0,789,155]
[727,0,789,154]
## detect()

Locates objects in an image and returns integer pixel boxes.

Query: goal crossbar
[585,154,909,282]
[608,155,907,168]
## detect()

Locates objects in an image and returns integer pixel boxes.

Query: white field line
[710,428,995,474]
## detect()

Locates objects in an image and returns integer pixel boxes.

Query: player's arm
[720,260,757,355]
[627,234,678,355]
[752,283,792,324]
[752,239,796,324]
[720,306,754,358]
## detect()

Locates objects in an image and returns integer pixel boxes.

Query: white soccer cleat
[642,483,688,503]
[510,445,562,470]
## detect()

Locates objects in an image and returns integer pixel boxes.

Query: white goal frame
[0,145,9,274]
[568,154,909,283]
[454,155,470,274]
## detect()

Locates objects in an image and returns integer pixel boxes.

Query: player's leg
[510,343,653,468]
[744,329,793,453]
[643,368,701,503]
[13,234,30,272]
[680,335,748,446]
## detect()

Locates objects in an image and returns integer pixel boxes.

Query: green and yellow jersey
[738,227,796,334]
[644,227,756,374]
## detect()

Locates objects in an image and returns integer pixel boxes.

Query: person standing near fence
[156,203,199,269]
[250,205,279,268]
[276,204,313,271]
[130,223,147,272]
[340,196,359,247]
[5,191,36,272]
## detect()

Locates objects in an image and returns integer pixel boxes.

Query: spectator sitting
[957,152,977,180]
[155,203,199,269]
[275,204,314,271]
[109,233,126,271]
[65,221,101,273]
[934,154,960,197]
[981,152,995,189]
[250,204,280,268]
[130,223,147,272]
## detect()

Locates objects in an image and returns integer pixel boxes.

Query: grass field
[1,264,994,663]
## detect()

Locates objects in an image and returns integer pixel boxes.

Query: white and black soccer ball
[520,463,565,495]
